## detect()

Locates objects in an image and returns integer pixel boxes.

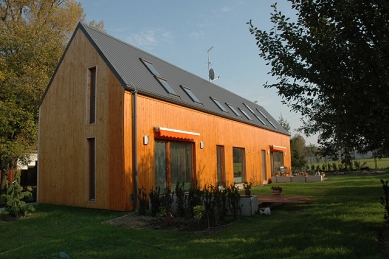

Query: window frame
[226,103,241,116]
[233,147,246,183]
[87,66,97,125]
[181,85,202,104]
[210,97,228,113]
[87,137,96,201]
[140,58,179,96]
[238,108,253,121]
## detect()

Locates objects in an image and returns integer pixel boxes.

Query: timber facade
[38,23,291,211]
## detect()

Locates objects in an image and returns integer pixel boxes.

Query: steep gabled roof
[42,22,289,136]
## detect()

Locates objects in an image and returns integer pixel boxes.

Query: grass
[1,172,389,258]
[309,157,389,171]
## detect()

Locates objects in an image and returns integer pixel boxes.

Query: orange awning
[154,126,200,141]
[270,145,286,152]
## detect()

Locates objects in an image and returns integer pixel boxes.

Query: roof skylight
[254,114,266,125]
[243,103,256,114]
[226,103,241,116]
[256,108,268,119]
[140,58,178,96]
[210,97,228,113]
[238,108,253,121]
[181,85,202,104]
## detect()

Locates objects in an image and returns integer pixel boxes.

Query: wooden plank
[257,194,313,204]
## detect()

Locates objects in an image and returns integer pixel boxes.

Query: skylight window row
[140,58,179,96]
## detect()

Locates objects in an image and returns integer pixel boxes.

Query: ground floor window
[87,138,96,201]
[271,151,284,177]
[154,140,193,191]
[216,145,225,186]
[233,147,245,183]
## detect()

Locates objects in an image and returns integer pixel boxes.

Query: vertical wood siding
[39,29,130,211]
[135,95,291,193]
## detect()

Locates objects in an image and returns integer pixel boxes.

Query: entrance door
[261,150,267,183]
[154,140,193,190]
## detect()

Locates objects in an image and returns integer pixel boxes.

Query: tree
[290,134,307,171]
[248,0,389,158]
[0,0,103,174]
[278,113,290,134]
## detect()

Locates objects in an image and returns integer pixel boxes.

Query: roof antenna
[207,46,220,82]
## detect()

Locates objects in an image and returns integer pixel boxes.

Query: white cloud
[188,30,205,40]
[125,28,173,49]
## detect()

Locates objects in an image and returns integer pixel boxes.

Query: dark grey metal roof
[56,22,289,135]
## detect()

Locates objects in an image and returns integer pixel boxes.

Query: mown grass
[1,172,388,258]
[309,157,389,170]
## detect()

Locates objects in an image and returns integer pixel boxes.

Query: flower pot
[272,190,282,195]
[245,190,251,196]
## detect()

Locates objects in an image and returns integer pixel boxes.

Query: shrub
[226,184,241,219]
[138,186,147,215]
[0,173,35,218]
[160,187,174,213]
[175,182,187,217]
[380,179,389,226]
[149,186,161,217]
[188,181,202,217]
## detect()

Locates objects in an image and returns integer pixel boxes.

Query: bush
[149,186,161,217]
[0,173,35,218]
[380,179,389,226]
[138,186,147,215]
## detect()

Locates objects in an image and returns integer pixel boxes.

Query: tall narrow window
[261,150,267,183]
[216,146,226,187]
[233,147,245,183]
[88,67,96,124]
[87,138,96,200]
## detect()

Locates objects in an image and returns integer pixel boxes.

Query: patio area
[257,194,313,205]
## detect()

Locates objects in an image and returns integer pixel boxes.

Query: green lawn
[309,157,389,171]
[1,172,388,258]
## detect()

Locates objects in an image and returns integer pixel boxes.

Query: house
[38,23,291,211]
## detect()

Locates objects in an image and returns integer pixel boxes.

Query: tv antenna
[207,46,220,82]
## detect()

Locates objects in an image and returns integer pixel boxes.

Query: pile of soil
[103,213,232,235]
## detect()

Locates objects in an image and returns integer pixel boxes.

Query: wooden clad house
[38,23,291,211]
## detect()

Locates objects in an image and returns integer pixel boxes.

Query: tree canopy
[248,0,389,158]
[0,0,103,171]
[290,134,307,171]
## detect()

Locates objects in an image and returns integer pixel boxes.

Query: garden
[1,171,389,258]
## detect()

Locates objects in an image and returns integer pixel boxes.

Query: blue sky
[80,0,317,145]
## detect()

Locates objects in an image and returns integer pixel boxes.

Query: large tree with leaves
[0,0,103,173]
[248,0,389,159]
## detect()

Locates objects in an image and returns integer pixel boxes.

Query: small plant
[243,181,252,195]
[0,173,35,218]
[175,181,187,217]
[138,186,147,215]
[226,184,241,219]
[271,186,283,192]
[193,205,204,227]
[149,186,161,217]
[381,179,389,226]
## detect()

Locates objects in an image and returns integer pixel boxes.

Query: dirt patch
[103,213,233,235]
